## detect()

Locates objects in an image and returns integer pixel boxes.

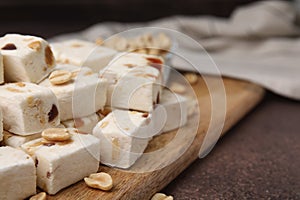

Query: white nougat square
[101,52,164,112]
[51,39,117,72]
[0,82,60,135]
[21,128,100,195]
[93,109,155,169]
[40,64,108,121]
[0,34,56,83]
[62,113,99,134]
[0,146,36,200]
[155,89,188,133]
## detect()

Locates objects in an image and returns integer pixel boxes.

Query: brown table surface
[162,92,300,199]
[1,22,299,200]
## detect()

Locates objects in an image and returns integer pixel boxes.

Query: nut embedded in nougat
[39,64,108,121]
[0,82,60,135]
[21,129,100,195]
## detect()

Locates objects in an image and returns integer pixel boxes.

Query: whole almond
[49,70,72,85]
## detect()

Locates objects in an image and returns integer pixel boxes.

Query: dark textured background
[0,0,271,37]
[162,93,300,199]
[0,0,299,199]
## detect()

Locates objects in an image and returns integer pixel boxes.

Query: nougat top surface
[95,110,151,137]
[21,128,100,160]
[0,34,55,66]
[51,39,116,63]
[0,146,33,169]
[0,82,54,99]
[40,64,107,94]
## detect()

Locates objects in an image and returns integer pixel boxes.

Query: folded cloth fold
[50,0,300,100]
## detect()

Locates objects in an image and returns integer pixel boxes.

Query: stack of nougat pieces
[0,34,188,198]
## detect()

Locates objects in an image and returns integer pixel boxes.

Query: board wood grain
[48,75,265,200]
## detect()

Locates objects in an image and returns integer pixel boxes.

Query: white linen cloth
[50,0,300,100]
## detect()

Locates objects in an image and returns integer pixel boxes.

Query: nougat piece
[0,34,55,83]
[62,113,99,134]
[101,53,164,112]
[0,146,36,199]
[21,128,100,195]
[93,109,154,169]
[51,39,116,72]
[155,89,188,133]
[103,67,161,112]
[0,82,60,135]
[40,64,108,121]
[2,124,64,148]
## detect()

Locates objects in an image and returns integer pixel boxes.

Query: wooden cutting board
[48,75,265,200]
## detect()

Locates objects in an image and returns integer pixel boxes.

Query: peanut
[49,70,72,85]
[42,128,71,142]
[29,192,47,200]
[184,73,198,85]
[170,82,186,94]
[84,172,113,191]
[101,32,172,57]
[151,193,174,200]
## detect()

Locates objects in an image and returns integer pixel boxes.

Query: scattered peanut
[151,193,167,200]
[151,193,174,200]
[165,197,174,200]
[96,32,172,57]
[29,192,47,200]
[156,33,171,50]
[84,172,113,191]
[42,128,71,142]
[184,73,198,85]
[49,70,72,85]
[170,82,186,94]
[95,37,104,45]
